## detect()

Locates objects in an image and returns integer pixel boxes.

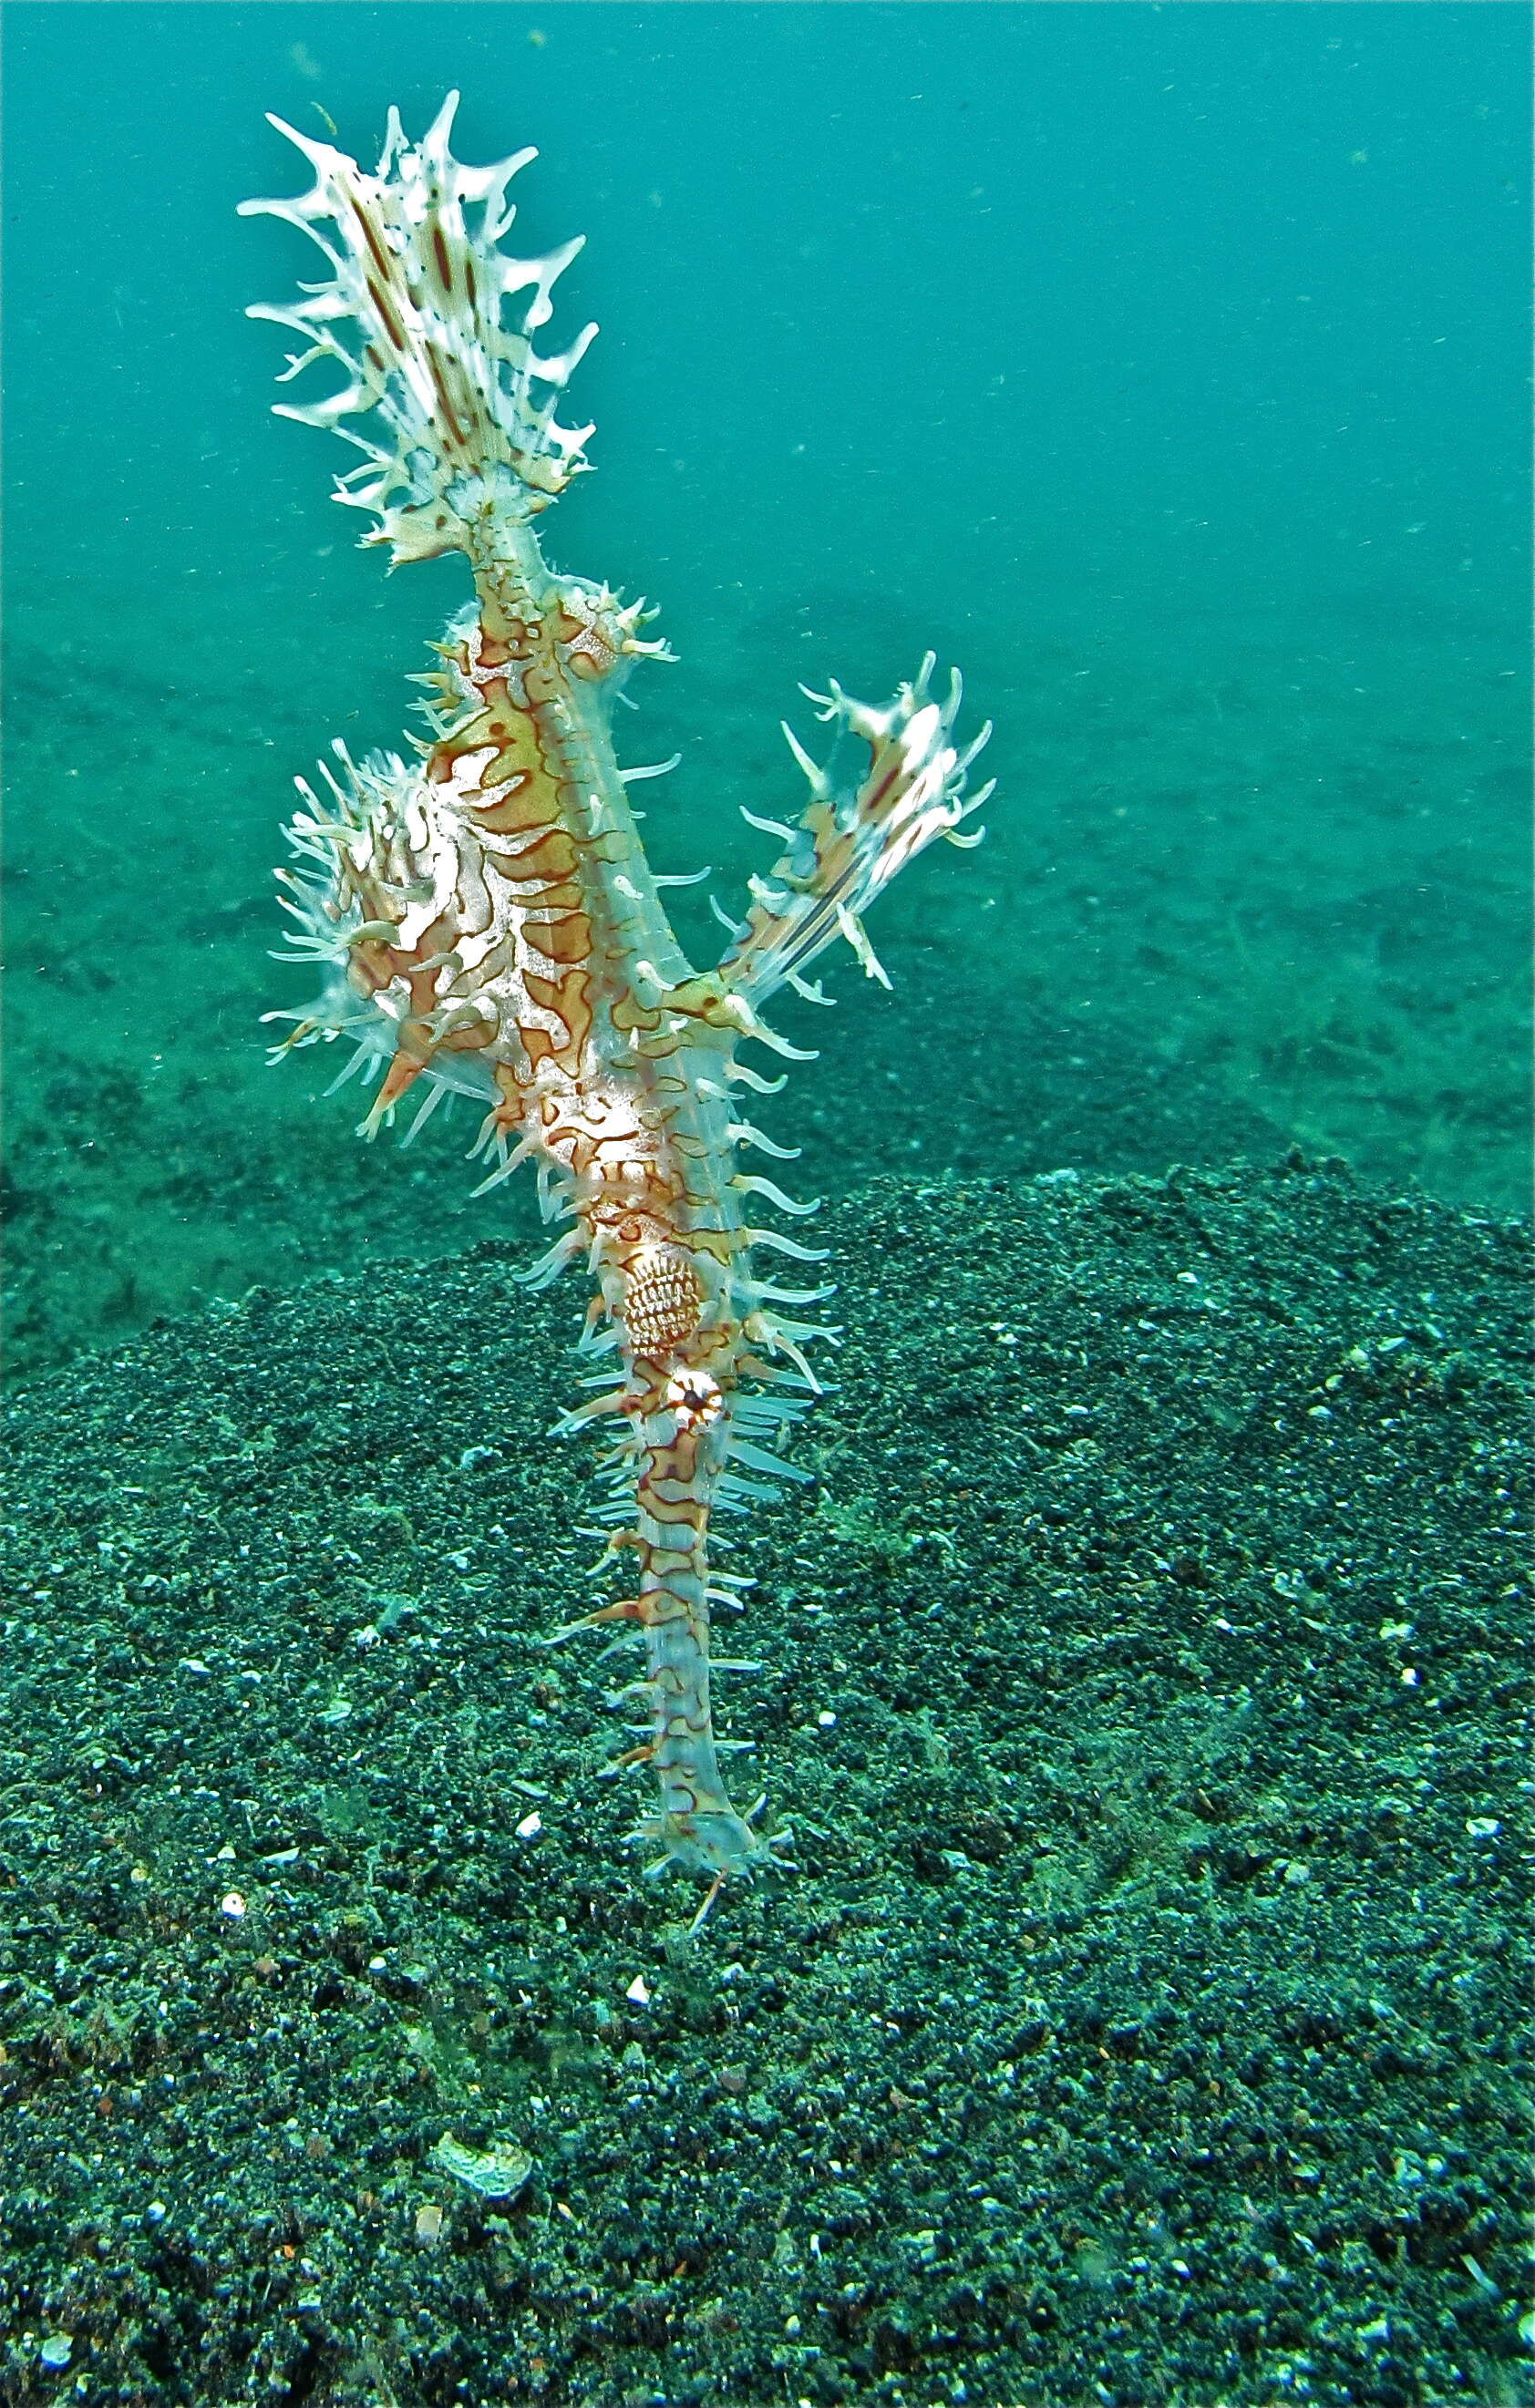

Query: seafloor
[2,1160,1529,2408]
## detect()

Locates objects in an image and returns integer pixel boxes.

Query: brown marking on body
[347,937,400,994]
[556,608,620,682]
[515,962,592,1069]
[522,663,562,707]
[471,785,551,835]
[685,1229,737,1269]
[425,344,468,452]
[448,933,516,998]
[611,993,663,1036]
[520,962,592,1065]
[437,1017,494,1053]
[485,753,558,809]
[456,707,551,803]
[519,1023,560,1072]
[406,967,447,1018]
[862,756,902,814]
[526,911,591,966]
[428,742,481,791]
[489,1063,527,1131]
[364,277,407,355]
[636,1477,706,1530]
[346,189,395,285]
[508,828,578,883]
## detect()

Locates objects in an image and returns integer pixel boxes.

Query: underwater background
[2,12,1531,2407]
[3,0,1529,1381]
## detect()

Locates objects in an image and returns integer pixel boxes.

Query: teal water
[4,2,1530,1380]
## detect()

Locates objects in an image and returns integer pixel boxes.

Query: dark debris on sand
[1,1160,1529,2408]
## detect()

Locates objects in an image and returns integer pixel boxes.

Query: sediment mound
[2,1161,1528,2407]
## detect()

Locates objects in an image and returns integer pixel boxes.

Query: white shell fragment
[431,2133,534,2198]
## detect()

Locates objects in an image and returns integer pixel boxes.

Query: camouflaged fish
[243,95,991,1901]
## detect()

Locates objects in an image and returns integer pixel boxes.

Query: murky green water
[5,1,1529,1385]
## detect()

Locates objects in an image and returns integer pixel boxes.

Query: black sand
[1,1160,1529,2407]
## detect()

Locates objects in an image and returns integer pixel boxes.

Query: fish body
[244,97,990,1887]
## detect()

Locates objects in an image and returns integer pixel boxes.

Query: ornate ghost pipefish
[243,94,992,1901]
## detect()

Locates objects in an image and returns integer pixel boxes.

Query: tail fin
[240,92,596,563]
[718,657,993,1007]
